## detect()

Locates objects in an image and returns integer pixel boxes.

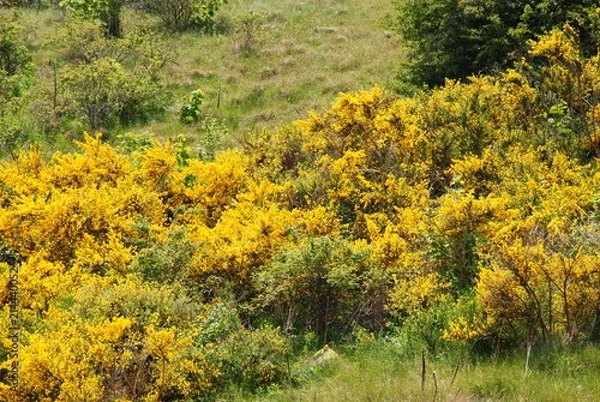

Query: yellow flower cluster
[3,25,600,400]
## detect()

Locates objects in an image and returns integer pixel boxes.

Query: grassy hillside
[158,0,402,141]
[13,0,402,151]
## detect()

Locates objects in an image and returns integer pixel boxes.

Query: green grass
[219,342,600,402]
[14,0,402,151]
[153,0,402,145]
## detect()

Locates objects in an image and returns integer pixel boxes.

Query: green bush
[232,10,267,55]
[132,229,195,284]
[51,20,171,130]
[190,0,228,32]
[0,0,57,8]
[180,88,205,123]
[59,0,123,38]
[194,301,290,393]
[254,237,388,343]
[135,0,227,32]
[0,11,30,77]
[60,57,165,129]
[197,116,228,160]
[0,10,33,156]
[394,0,600,87]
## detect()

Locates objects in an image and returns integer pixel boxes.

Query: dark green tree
[0,13,29,77]
[394,0,600,87]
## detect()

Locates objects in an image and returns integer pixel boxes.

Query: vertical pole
[421,350,426,392]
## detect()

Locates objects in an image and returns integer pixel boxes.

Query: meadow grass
[16,0,401,150]
[152,0,403,145]
[219,341,600,402]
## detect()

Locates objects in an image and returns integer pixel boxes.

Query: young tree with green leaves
[60,0,123,38]
[135,0,227,31]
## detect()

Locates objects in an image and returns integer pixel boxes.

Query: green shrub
[132,228,195,284]
[394,0,600,87]
[59,0,123,38]
[232,10,266,56]
[0,11,30,77]
[196,302,290,392]
[0,10,33,156]
[60,57,165,129]
[180,88,205,123]
[190,0,228,32]
[135,0,227,32]
[254,237,388,343]
[51,20,172,130]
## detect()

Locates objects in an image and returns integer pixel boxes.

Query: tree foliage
[48,19,172,130]
[135,0,227,31]
[60,0,123,38]
[394,0,600,87]
[0,12,29,77]
[0,10,31,155]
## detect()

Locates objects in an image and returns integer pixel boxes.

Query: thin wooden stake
[421,350,426,392]
[450,357,461,387]
[525,342,532,373]
[432,371,438,402]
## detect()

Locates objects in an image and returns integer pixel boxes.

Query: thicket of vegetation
[2,0,600,401]
[394,0,600,87]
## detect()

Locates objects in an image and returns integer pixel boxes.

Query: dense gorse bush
[2,14,600,402]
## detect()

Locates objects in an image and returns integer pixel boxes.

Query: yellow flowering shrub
[5,23,600,399]
[172,150,250,226]
[389,272,449,314]
[187,201,299,293]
